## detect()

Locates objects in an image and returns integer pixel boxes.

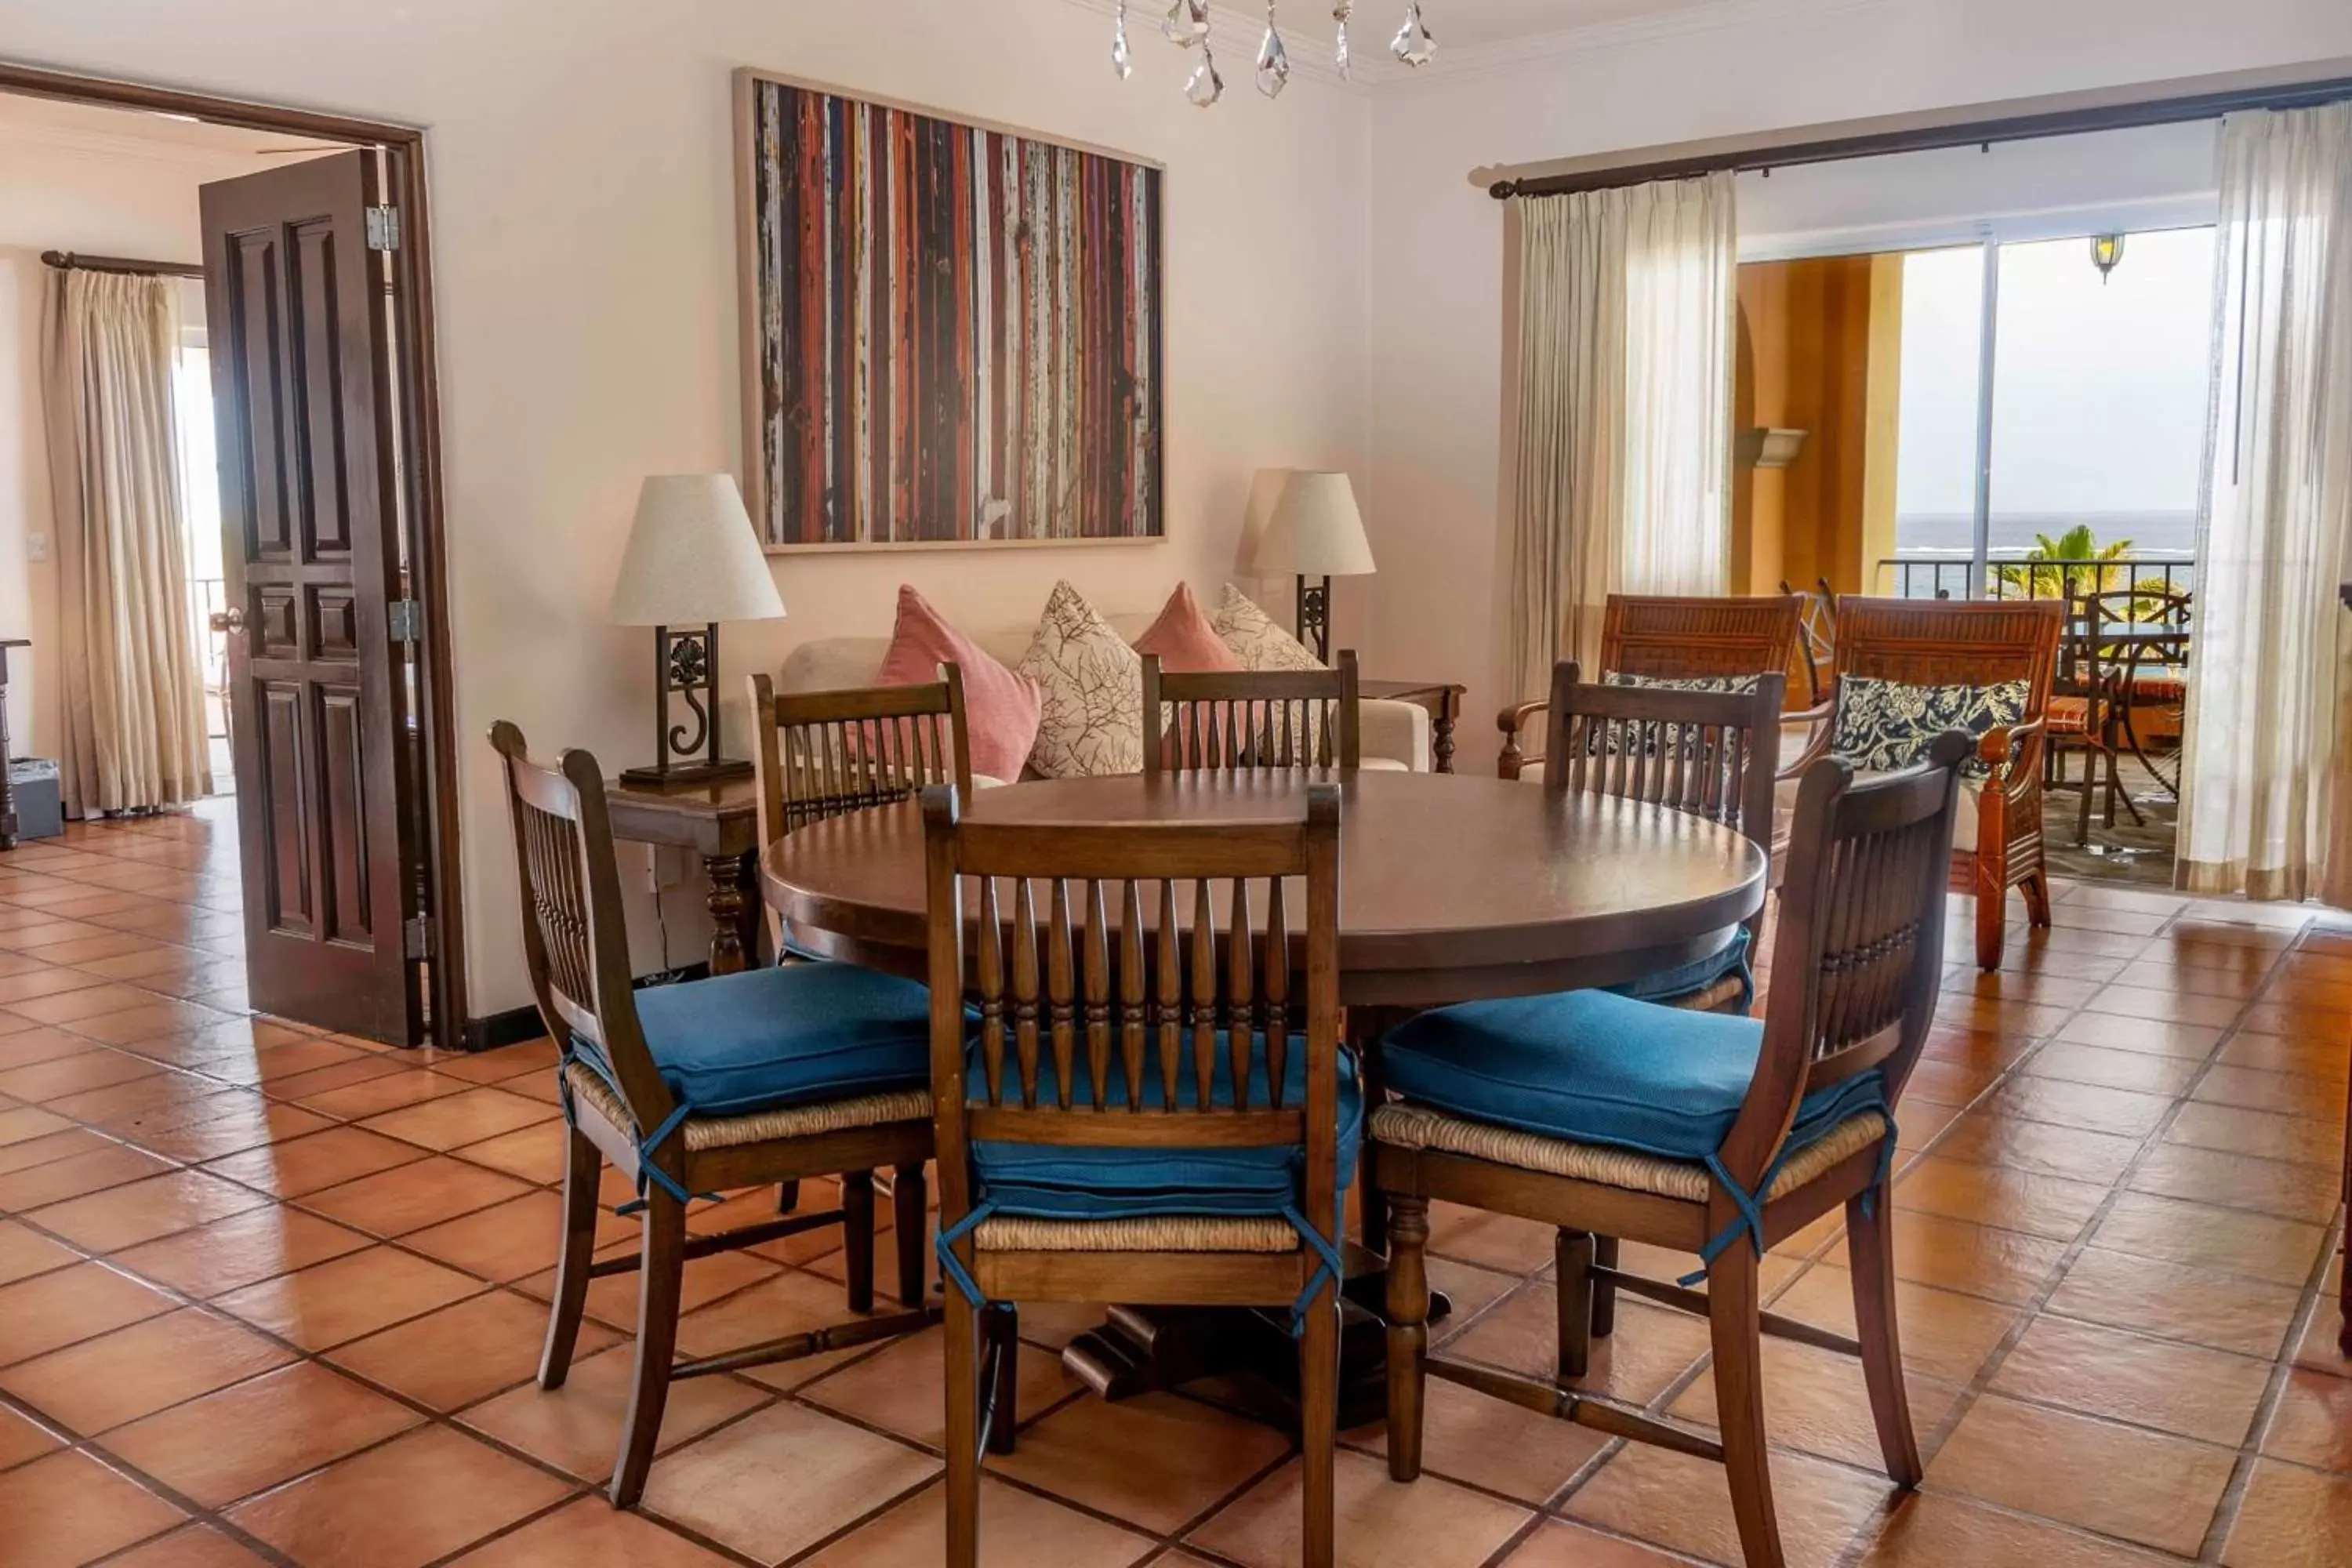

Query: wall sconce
[2089,233,2125,283]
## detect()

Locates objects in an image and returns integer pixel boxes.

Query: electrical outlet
[26,532,48,562]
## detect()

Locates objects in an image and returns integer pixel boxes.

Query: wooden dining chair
[1142,649,1361,771]
[748,666,974,952]
[1791,597,2063,969]
[491,722,939,1507]
[1780,577,1838,710]
[921,782,1349,1568]
[1541,661,1785,1012]
[1497,594,1812,782]
[1374,732,1973,1568]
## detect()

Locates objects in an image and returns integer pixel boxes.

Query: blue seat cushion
[1380,989,1882,1166]
[1609,926,1753,1011]
[583,962,935,1118]
[969,1039,1362,1221]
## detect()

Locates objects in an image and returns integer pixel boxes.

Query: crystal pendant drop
[1334,2,1353,78]
[1256,13,1290,98]
[1163,0,1210,47]
[1390,1,1436,66]
[1113,3,1134,78]
[1185,45,1226,106]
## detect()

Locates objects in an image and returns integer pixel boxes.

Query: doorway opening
[0,62,463,1047]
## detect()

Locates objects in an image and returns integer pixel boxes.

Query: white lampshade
[606,474,787,626]
[1255,471,1376,578]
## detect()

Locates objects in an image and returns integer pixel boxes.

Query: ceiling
[1419,0,1730,50]
[0,89,335,160]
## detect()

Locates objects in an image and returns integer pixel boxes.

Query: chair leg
[1299,1276,1341,1568]
[2020,870,2053,932]
[1706,1243,1785,1568]
[891,1162,928,1308]
[2077,745,2098,844]
[1384,1193,1430,1482]
[775,1179,800,1214]
[611,1189,686,1508]
[841,1171,875,1316]
[1555,1229,1595,1379]
[1590,1235,1620,1338]
[1355,1025,1390,1254]
[944,1290,982,1568]
[1973,862,2005,971]
[1847,1189,1924,1486]
[985,1304,1020,1455]
[539,1127,601,1392]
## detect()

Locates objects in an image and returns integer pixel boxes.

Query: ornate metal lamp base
[624,622,745,789]
[616,757,753,789]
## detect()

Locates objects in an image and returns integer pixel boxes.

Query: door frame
[0,58,468,1049]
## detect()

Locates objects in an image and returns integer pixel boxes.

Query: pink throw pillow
[1134,583,1244,673]
[874,586,1043,782]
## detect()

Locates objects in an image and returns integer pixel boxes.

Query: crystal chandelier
[1113,1,1436,104]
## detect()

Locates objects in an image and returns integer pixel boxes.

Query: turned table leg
[702,851,749,975]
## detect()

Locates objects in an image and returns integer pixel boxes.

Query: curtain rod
[1489,73,2352,200]
[40,250,204,279]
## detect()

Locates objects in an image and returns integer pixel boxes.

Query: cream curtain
[2177,104,2352,904]
[41,270,213,815]
[1508,172,1736,699]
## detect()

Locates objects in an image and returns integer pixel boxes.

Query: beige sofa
[776,611,1432,775]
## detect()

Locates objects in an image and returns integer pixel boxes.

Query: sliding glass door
[1889,227,2216,600]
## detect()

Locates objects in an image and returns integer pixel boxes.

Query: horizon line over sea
[1896,509,2199,557]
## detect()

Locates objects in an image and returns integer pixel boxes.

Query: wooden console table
[1360,678,1466,774]
[602,773,761,975]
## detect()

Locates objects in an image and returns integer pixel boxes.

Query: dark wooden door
[202,153,418,1044]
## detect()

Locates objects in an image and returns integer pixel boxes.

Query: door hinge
[366,205,401,252]
[389,598,422,644]
[404,914,435,961]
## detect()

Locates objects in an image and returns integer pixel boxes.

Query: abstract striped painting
[740,73,1164,549]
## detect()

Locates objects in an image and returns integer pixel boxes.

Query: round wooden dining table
[758,768,1769,1007]
[759,768,1770,1427]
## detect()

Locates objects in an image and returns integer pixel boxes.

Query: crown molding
[1055,0,1371,95]
[1352,0,1893,87]
[0,116,267,173]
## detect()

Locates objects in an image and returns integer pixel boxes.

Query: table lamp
[608,474,786,788]
[1254,470,1375,662]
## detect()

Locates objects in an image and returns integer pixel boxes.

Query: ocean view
[1895,510,2201,558]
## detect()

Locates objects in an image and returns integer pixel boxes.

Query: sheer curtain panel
[2179,104,2352,902]
[1507,172,1736,699]
[41,270,213,815]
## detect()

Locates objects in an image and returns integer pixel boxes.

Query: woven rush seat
[974,1214,1299,1253]
[564,1060,931,1152]
[1369,1102,1889,1202]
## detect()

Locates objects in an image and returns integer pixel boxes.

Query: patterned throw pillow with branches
[1831,675,2027,778]
[1018,581,1145,779]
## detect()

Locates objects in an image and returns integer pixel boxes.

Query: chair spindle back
[749,667,975,853]
[1142,651,1361,772]
[488,722,677,1136]
[920,785,1344,1235]
[1717,732,1971,1189]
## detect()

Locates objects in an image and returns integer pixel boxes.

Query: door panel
[205,152,419,1043]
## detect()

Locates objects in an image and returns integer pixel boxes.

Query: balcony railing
[1875,556,2197,604]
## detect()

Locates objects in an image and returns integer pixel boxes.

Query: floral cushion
[1599,670,1764,694]
[1831,674,2028,776]
[1018,581,1144,779]
[1212,585,1324,673]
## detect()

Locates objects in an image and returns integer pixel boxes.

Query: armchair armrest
[1360,699,1432,772]
[1497,699,1548,780]
[1777,699,1835,780]
[1983,716,2046,797]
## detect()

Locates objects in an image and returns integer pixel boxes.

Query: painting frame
[733,67,1167,555]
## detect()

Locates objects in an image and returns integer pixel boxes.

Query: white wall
[3,0,1374,1018]
[0,122,234,766]
[1363,0,2352,756]
[1736,118,2223,260]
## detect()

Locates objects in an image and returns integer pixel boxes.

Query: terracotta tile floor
[2,804,2350,1566]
